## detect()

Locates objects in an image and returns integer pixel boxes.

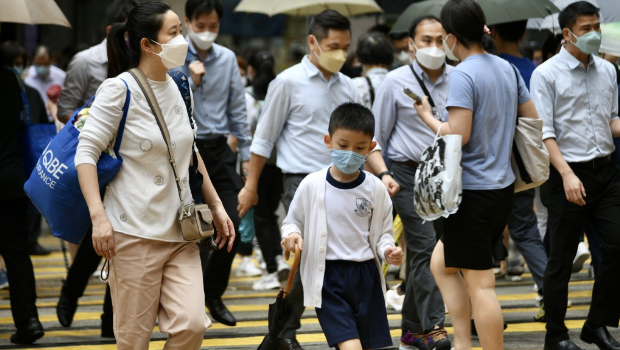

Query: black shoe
[471,320,508,337]
[278,337,304,350]
[544,339,585,350]
[28,243,51,256]
[10,318,44,344]
[101,313,114,338]
[56,291,78,327]
[581,322,620,350]
[205,298,236,326]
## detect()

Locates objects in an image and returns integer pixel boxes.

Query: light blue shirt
[172,40,251,161]
[530,47,619,163]
[447,54,530,190]
[251,56,359,174]
[373,61,452,163]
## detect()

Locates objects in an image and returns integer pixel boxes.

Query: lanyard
[409,64,440,119]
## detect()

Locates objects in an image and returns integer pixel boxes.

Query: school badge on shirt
[354,198,373,217]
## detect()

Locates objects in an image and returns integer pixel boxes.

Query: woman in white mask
[75,3,235,349]
[413,1,540,350]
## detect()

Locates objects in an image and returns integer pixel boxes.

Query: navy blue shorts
[315,259,392,349]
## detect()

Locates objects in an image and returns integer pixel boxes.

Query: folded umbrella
[257,245,301,350]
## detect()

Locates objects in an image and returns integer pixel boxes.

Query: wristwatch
[378,171,393,179]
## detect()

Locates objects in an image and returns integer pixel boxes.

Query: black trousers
[0,197,39,328]
[197,140,242,299]
[544,161,620,342]
[62,226,112,317]
[255,164,284,274]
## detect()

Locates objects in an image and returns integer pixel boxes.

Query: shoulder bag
[509,65,550,192]
[129,68,214,241]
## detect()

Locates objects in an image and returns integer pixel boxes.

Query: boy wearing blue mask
[281,102,403,350]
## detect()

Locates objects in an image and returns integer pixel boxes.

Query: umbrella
[257,245,301,350]
[600,22,620,56]
[527,0,620,33]
[0,0,71,28]
[234,0,383,17]
[391,0,559,34]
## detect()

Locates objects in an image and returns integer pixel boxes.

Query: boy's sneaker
[386,284,405,311]
[427,327,451,350]
[275,255,291,281]
[236,256,263,277]
[0,269,8,290]
[252,272,281,291]
[400,331,428,350]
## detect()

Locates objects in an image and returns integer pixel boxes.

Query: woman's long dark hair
[107,2,171,78]
[248,51,275,101]
[440,0,493,50]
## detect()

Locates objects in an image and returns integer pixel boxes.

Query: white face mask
[442,34,460,62]
[188,26,218,51]
[396,50,412,65]
[412,41,446,70]
[151,35,189,69]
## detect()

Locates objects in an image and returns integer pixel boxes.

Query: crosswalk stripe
[12,319,590,350]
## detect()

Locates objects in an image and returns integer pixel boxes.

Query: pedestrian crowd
[0,0,619,350]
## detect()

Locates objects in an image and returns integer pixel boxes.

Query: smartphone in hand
[403,87,422,104]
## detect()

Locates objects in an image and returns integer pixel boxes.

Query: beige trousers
[109,232,211,350]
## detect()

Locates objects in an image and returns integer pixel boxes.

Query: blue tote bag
[24,79,131,244]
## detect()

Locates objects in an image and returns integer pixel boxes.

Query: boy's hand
[384,246,403,266]
[281,233,303,260]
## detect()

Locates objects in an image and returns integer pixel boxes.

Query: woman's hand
[211,203,236,252]
[91,211,115,260]
[413,96,434,121]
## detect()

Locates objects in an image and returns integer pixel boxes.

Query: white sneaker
[385,284,404,311]
[236,256,263,277]
[254,246,266,271]
[252,272,281,291]
[572,242,590,273]
[275,255,291,281]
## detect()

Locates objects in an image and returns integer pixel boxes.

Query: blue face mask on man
[568,29,602,55]
[35,65,50,77]
[331,149,367,175]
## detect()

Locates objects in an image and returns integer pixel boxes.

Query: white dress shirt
[251,56,360,174]
[531,46,619,163]
[373,61,452,163]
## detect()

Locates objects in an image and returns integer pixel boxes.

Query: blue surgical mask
[35,65,50,77]
[13,65,24,76]
[331,149,366,175]
[568,29,602,55]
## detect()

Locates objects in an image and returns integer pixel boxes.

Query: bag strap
[128,68,187,210]
[365,76,375,106]
[113,78,132,155]
[509,64,532,184]
[12,69,31,125]
[409,64,436,108]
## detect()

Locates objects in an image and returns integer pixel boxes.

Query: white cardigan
[282,168,395,308]
[75,73,194,242]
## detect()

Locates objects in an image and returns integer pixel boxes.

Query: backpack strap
[169,71,194,130]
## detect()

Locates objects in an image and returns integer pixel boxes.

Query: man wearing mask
[389,32,413,68]
[373,15,452,350]
[530,2,620,350]
[237,10,398,350]
[54,0,138,338]
[24,45,65,119]
[172,0,250,328]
